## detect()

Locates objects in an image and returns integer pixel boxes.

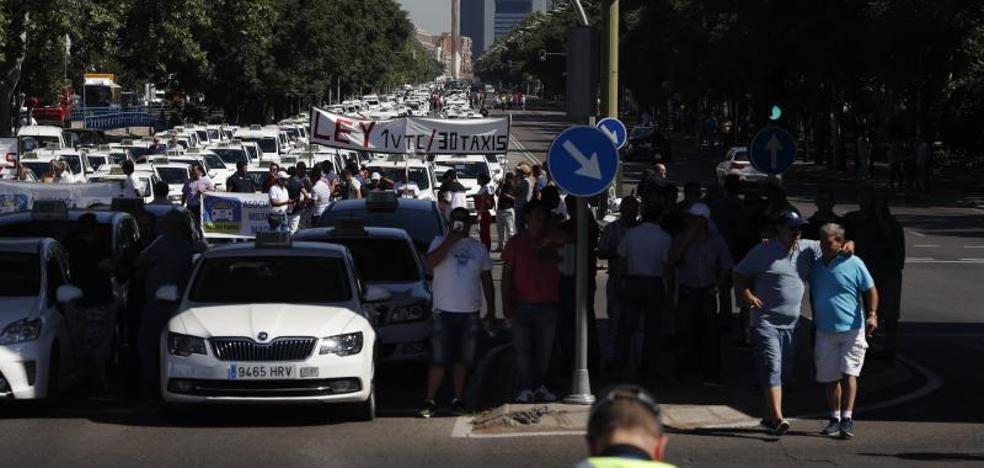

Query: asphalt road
[2,110,983,467]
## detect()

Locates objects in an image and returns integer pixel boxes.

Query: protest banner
[200,192,272,239]
[0,180,120,213]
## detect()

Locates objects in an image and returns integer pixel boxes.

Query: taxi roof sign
[255,231,292,248]
[110,197,145,215]
[31,200,69,219]
[365,190,398,212]
[333,218,367,236]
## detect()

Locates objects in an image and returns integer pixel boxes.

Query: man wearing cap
[226,161,256,193]
[576,385,674,467]
[667,202,733,385]
[267,171,294,231]
[733,208,853,435]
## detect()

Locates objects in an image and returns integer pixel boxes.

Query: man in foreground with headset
[576,386,675,467]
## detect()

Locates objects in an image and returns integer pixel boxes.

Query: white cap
[686,202,711,220]
[371,172,381,181]
[277,171,290,180]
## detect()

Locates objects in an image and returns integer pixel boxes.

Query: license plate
[227,364,296,380]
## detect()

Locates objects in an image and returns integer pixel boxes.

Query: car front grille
[210,337,317,362]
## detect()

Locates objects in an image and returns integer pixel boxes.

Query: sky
[397,0,452,34]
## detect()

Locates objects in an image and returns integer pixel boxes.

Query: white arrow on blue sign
[547,126,619,197]
[596,117,628,149]
[749,127,797,175]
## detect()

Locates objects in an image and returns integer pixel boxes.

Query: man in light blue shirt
[810,223,878,440]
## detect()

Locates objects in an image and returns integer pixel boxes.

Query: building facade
[462,0,551,62]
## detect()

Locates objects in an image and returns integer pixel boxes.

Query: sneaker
[534,386,557,402]
[450,398,467,416]
[771,419,791,436]
[419,399,437,418]
[840,418,854,439]
[515,389,535,403]
[821,418,841,436]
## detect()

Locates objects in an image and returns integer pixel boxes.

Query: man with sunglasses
[733,209,853,436]
[577,385,674,467]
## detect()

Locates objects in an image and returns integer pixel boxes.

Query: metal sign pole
[566,196,594,405]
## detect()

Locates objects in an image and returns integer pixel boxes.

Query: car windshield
[207,129,220,140]
[87,155,108,171]
[21,161,52,179]
[242,137,277,154]
[20,136,61,152]
[630,127,654,139]
[441,161,489,179]
[320,208,444,253]
[0,252,40,296]
[732,150,749,162]
[483,154,500,164]
[157,167,189,184]
[109,152,129,164]
[325,238,420,283]
[212,148,248,165]
[203,153,225,170]
[0,221,112,252]
[61,155,82,174]
[369,167,430,189]
[189,256,351,303]
[284,128,299,138]
[123,146,149,158]
[246,171,267,190]
[244,145,259,160]
[195,130,209,141]
[90,177,151,197]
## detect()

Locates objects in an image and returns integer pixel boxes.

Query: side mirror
[363,285,391,303]
[56,285,83,304]
[155,285,181,303]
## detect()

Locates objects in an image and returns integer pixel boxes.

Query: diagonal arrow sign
[600,125,618,144]
[765,134,783,171]
[562,140,602,180]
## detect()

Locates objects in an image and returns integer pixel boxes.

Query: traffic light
[769,105,782,121]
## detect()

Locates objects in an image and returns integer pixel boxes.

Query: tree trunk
[0,3,30,137]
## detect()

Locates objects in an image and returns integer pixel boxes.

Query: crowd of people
[420,160,906,441]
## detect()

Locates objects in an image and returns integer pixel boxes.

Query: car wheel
[349,383,376,422]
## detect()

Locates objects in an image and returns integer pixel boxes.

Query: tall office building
[462,0,552,61]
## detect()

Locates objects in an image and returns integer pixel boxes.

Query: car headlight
[387,303,428,324]
[0,318,43,345]
[168,332,207,357]
[319,332,363,356]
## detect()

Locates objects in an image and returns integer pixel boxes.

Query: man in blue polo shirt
[810,223,879,440]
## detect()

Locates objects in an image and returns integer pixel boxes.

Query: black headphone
[590,385,662,419]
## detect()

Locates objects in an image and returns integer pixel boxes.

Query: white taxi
[160,233,389,421]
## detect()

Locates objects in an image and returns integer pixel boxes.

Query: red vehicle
[30,86,73,127]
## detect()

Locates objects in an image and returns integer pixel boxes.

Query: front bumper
[0,339,51,400]
[161,344,373,404]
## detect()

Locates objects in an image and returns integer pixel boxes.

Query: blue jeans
[752,321,797,387]
[614,276,664,375]
[512,303,558,390]
[430,311,480,366]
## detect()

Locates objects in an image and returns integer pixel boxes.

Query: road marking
[912,244,940,248]
[906,257,984,264]
[908,230,926,237]
[963,245,984,249]
[959,258,984,262]
[509,135,540,166]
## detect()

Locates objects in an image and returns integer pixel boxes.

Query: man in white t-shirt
[394,172,420,198]
[267,171,293,231]
[613,204,673,378]
[419,207,495,418]
[122,160,140,198]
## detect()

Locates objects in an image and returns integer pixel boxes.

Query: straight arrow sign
[562,140,602,180]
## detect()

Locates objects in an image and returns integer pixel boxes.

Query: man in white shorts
[809,223,879,440]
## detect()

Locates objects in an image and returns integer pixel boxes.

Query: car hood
[171,303,362,339]
[0,297,40,326]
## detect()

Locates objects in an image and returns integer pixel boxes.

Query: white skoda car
[160,234,389,421]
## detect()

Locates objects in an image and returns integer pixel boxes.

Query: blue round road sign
[547,126,619,197]
[749,127,797,175]
[596,117,628,149]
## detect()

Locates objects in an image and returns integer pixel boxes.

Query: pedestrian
[576,385,673,468]
[165,134,181,152]
[148,137,164,155]
[809,223,879,440]
[122,160,140,197]
[261,163,280,193]
[709,174,742,323]
[532,164,547,199]
[394,171,420,198]
[342,169,362,200]
[311,166,333,226]
[554,196,601,385]
[286,164,310,233]
[438,169,468,220]
[514,163,535,232]
[181,163,214,221]
[612,202,672,379]
[475,173,495,251]
[267,171,293,231]
[149,180,173,206]
[667,203,733,384]
[733,208,850,436]
[495,172,517,251]
[803,186,844,241]
[420,207,496,418]
[843,185,904,361]
[226,161,256,193]
[598,196,640,362]
[320,161,339,194]
[134,210,194,400]
[501,200,560,403]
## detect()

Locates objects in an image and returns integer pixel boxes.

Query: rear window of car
[189,256,351,303]
[319,207,443,253]
[0,253,40,296]
[323,238,420,283]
